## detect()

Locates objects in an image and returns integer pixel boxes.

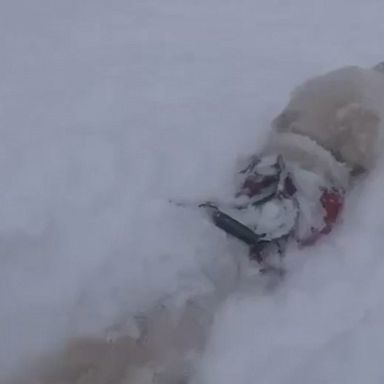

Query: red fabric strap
[320,188,344,234]
[300,188,344,246]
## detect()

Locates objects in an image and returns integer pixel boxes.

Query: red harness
[238,154,345,249]
[300,188,344,246]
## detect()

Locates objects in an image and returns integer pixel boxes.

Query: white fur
[272,65,384,174]
[265,132,351,189]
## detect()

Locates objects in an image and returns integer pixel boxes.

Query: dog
[252,64,384,244]
[12,63,384,384]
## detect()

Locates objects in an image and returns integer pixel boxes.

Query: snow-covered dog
[15,64,384,384]
[232,64,384,248]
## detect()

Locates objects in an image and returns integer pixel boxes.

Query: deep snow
[2,0,384,382]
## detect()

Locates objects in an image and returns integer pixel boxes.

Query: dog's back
[272,65,384,173]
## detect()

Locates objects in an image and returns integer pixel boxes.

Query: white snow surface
[2,0,384,382]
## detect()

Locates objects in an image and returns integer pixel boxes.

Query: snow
[1,0,384,382]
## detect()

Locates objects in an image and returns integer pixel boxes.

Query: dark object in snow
[199,202,287,273]
[198,202,268,246]
[195,155,298,270]
[199,202,287,275]
[170,155,298,273]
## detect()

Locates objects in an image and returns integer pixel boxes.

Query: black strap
[200,203,266,246]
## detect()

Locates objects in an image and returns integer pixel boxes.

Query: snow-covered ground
[2,0,384,382]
